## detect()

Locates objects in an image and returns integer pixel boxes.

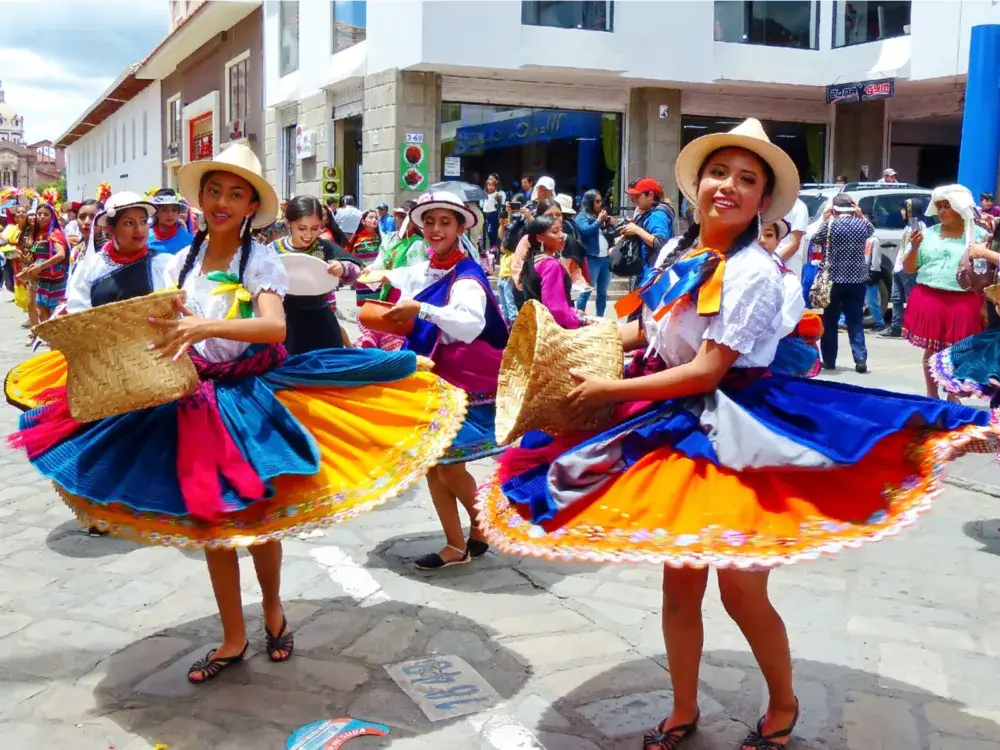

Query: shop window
[332,1,366,52]
[521,1,614,32]
[714,1,818,50]
[833,1,910,48]
[441,103,624,212]
[190,112,214,162]
[281,124,297,199]
[167,95,183,158]
[280,1,300,76]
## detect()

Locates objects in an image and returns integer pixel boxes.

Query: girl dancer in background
[19,192,67,336]
[347,209,383,304]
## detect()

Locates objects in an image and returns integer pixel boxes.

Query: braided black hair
[177,172,259,288]
[519,215,571,306]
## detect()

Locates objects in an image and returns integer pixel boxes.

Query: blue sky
[3,0,169,143]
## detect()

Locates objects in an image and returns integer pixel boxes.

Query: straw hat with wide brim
[178,143,278,228]
[495,300,624,445]
[281,253,339,296]
[96,191,156,227]
[675,118,800,224]
[33,290,198,422]
[409,191,478,229]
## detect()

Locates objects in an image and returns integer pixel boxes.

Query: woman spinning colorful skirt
[7,144,467,686]
[477,120,1000,750]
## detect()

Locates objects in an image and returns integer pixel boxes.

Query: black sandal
[414,544,471,570]
[642,711,699,749]
[468,539,490,558]
[187,641,249,684]
[264,614,294,662]
[741,699,799,749]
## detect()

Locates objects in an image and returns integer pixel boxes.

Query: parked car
[800,182,936,320]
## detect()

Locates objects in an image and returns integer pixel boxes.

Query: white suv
[800,183,935,319]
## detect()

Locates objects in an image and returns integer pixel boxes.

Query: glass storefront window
[681,115,827,189]
[332,1,366,53]
[714,1,818,50]
[279,1,300,76]
[441,103,624,211]
[521,1,614,32]
[833,1,910,48]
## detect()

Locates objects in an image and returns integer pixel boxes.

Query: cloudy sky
[3,0,170,143]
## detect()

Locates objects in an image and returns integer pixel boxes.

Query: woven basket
[986,285,1000,306]
[495,300,624,445]
[33,290,199,422]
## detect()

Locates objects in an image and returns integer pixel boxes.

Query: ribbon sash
[613,247,727,321]
[206,270,253,319]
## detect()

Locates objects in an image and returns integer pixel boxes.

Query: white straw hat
[554,194,576,215]
[96,191,156,227]
[409,191,478,229]
[674,118,800,224]
[178,143,278,228]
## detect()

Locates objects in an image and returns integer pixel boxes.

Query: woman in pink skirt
[902,184,988,399]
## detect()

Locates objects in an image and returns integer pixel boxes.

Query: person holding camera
[621,178,673,261]
[575,189,615,317]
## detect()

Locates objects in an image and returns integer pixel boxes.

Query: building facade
[0,82,65,191]
[261,0,994,212]
[137,2,264,190]
[58,73,162,201]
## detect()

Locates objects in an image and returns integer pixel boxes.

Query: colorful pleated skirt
[439,401,504,465]
[931,329,1000,402]
[7,347,467,548]
[476,374,998,568]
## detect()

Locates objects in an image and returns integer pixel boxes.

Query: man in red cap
[619,176,674,266]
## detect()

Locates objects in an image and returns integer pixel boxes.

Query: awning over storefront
[452,110,602,155]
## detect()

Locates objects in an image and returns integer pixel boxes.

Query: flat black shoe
[741,699,799,749]
[414,544,470,570]
[855,360,868,374]
[821,362,835,370]
[187,641,249,684]
[468,539,490,558]
[878,328,902,338]
[643,711,699,749]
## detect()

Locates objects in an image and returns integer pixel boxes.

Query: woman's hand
[17,264,40,282]
[566,369,614,422]
[148,296,209,361]
[385,299,421,325]
[356,269,388,286]
[909,230,924,253]
[327,260,345,277]
[969,243,991,259]
[598,210,608,223]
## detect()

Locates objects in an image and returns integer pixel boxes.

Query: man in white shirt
[776,198,809,276]
[334,195,363,235]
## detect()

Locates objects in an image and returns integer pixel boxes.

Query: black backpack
[609,235,645,277]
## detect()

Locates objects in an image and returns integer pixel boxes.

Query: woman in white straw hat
[477,119,1000,749]
[7,143,468,685]
[358,190,509,570]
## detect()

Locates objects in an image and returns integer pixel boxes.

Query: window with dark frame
[228,56,249,125]
[714,0,818,50]
[832,0,910,48]
[280,1,300,76]
[521,1,614,32]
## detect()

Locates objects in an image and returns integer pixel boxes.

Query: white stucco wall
[65,81,163,201]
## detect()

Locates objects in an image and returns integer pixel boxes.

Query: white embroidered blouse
[164,241,290,363]
[65,249,173,314]
[385,260,487,345]
[643,239,785,369]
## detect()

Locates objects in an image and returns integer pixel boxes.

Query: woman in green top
[901,184,987,398]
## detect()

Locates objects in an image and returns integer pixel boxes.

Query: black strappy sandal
[741,699,799,749]
[187,641,249,684]
[265,614,295,662]
[642,711,700,749]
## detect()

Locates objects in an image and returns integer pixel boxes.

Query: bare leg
[658,566,710,729]
[922,349,939,398]
[426,466,467,563]
[717,570,797,747]
[437,462,484,542]
[191,548,247,682]
[249,541,290,659]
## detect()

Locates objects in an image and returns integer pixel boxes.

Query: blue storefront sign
[826,78,895,105]
[453,109,602,155]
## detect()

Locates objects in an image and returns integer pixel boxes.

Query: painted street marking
[310,546,388,607]
[385,655,501,722]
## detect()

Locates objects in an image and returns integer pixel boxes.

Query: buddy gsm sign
[826,78,895,105]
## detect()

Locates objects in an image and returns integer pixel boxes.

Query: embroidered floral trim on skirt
[476,374,999,569]
[902,285,983,353]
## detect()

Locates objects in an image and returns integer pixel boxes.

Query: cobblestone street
[1,292,999,749]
